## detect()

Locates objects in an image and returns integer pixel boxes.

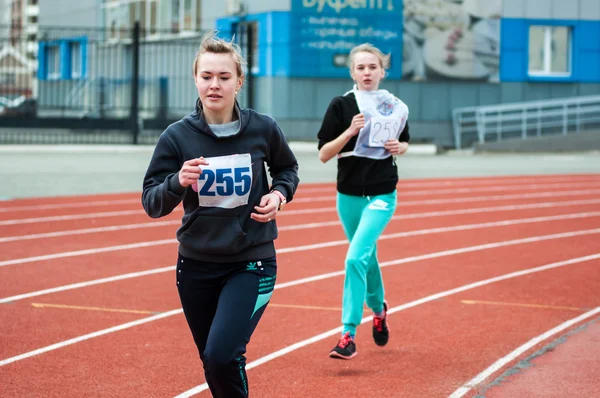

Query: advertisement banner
[289,0,403,78]
[289,0,501,81]
[403,0,501,82]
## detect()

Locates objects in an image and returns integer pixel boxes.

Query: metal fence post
[130,21,140,144]
[246,22,254,110]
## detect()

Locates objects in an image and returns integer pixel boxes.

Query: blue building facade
[26,0,600,147]
[501,0,600,83]
[213,0,600,147]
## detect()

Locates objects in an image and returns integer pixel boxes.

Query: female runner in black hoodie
[142,31,299,397]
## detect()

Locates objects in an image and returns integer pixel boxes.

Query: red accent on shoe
[373,316,384,332]
[338,332,353,348]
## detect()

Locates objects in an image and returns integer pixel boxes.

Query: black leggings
[176,253,277,398]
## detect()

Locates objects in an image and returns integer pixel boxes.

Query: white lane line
[2,177,597,212]
[3,210,600,269]
[0,266,175,304]
[3,222,600,313]
[0,209,150,226]
[0,199,140,213]
[3,198,600,243]
[280,189,600,216]
[448,306,600,398]
[2,238,599,371]
[0,239,176,268]
[173,253,600,397]
[3,189,600,226]
[290,182,600,203]
[274,228,600,289]
[0,220,180,243]
[298,176,600,193]
[3,211,600,269]
[278,199,600,232]
[0,309,183,367]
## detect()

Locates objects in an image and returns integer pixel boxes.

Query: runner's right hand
[347,113,365,136]
[178,157,210,187]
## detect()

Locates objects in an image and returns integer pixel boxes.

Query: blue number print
[216,169,234,196]
[199,170,216,196]
[198,167,251,196]
[235,167,251,195]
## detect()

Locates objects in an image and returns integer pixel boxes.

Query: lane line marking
[0,199,140,213]
[290,182,600,203]
[31,303,159,315]
[448,307,600,398]
[3,198,600,243]
[3,188,600,226]
[174,254,600,397]
[0,239,176,268]
[3,210,600,268]
[1,245,599,370]
[0,220,180,243]
[0,310,182,367]
[0,209,151,226]
[268,303,341,311]
[297,176,600,193]
[2,178,597,212]
[461,300,587,312]
[0,266,175,304]
[3,226,600,304]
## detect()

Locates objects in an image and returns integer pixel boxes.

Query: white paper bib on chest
[341,86,409,160]
[196,153,253,209]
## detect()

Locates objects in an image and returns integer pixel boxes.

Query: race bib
[368,117,402,147]
[197,153,253,209]
[348,86,409,159]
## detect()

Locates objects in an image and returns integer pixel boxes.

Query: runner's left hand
[385,140,409,155]
[251,193,280,223]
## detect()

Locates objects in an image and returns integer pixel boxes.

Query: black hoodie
[317,92,410,196]
[142,100,299,263]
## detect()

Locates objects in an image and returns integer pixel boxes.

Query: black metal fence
[0,23,254,144]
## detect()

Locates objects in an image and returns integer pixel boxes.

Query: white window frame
[47,45,60,80]
[528,25,572,78]
[103,0,202,41]
[70,42,82,79]
[147,0,158,36]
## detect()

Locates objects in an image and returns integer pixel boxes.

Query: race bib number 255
[197,153,253,209]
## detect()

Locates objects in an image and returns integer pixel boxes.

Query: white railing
[452,95,600,149]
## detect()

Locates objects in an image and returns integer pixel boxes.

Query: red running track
[1,174,599,398]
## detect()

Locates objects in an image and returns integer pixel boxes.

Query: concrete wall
[39,0,101,27]
[251,76,600,146]
[503,0,600,20]
[474,129,600,152]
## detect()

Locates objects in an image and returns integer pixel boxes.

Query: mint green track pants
[336,191,397,337]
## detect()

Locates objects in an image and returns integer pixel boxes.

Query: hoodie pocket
[178,216,251,255]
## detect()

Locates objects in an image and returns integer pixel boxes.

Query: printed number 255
[199,167,251,196]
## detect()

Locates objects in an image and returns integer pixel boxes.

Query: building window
[71,42,82,79]
[104,0,202,39]
[528,25,572,77]
[47,45,60,80]
[0,73,17,85]
[171,0,180,32]
[149,0,157,35]
[39,39,86,81]
[184,0,193,31]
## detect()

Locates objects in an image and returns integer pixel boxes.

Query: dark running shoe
[329,332,357,360]
[373,300,389,346]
